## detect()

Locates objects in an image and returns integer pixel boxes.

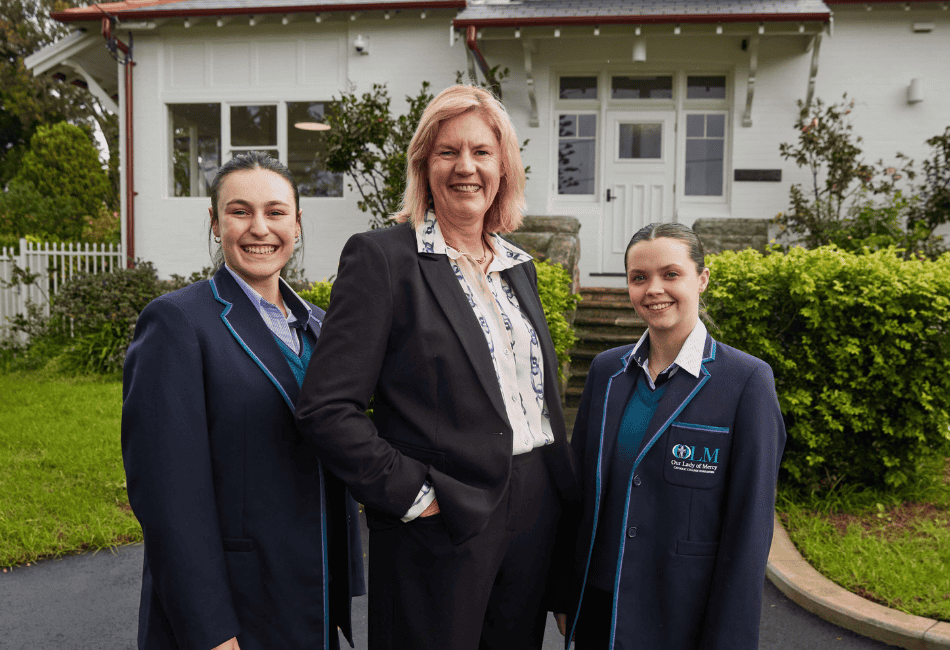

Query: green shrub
[297,280,334,312]
[705,246,950,490]
[536,260,580,379]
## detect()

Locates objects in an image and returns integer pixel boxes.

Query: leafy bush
[10,122,114,241]
[705,246,950,490]
[0,178,81,240]
[775,96,948,258]
[536,260,579,379]
[297,280,333,312]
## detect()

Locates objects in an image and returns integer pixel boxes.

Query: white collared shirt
[225,265,314,354]
[628,319,708,390]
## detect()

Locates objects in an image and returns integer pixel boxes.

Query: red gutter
[101,17,136,267]
[53,1,465,22]
[465,25,492,84]
[453,13,831,29]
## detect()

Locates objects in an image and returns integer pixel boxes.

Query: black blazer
[564,334,786,650]
[122,268,364,650]
[296,222,578,544]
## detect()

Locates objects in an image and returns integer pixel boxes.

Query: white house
[26,0,950,287]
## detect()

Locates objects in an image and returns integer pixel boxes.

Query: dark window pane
[559,76,598,100]
[686,114,705,138]
[558,139,596,194]
[559,114,577,138]
[707,114,726,138]
[618,123,662,159]
[170,103,221,198]
[230,105,277,146]
[612,76,673,99]
[578,114,597,138]
[287,101,343,198]
[685,140,724,196]
[687,76,726,99]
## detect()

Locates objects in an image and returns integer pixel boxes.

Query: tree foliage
[323,82,433,229]
[1,121,113,240]
[775,96,949,258]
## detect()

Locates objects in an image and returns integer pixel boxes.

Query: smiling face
[427,110,504,230]
[210,168,300,298]
[626,237,710,343]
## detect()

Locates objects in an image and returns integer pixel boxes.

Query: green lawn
[778,457,950,622]
[0,371,141,567]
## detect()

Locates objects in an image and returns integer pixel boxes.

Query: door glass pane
[558,113,596,194]
[612,76,673,99]
[687,76,726,99]
[618,123,661,159]
[685,114,725,196]
[288,102,343,197]
[686,114,705,138]
[230,105,277,146]
[170,103,221,198]
[706,114,726,138]
[559,76,598,100]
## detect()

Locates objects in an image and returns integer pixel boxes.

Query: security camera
[354,34,369,55]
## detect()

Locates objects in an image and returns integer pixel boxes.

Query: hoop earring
[295,235,300,243]
[214,236,221,244]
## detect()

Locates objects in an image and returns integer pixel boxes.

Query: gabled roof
[454,0,831,28]
[52,0,465,22]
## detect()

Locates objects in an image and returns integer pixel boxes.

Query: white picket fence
[0,238,125,339]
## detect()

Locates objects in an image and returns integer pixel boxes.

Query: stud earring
[214,236,221,243]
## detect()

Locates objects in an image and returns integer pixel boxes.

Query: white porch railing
[0,238,125,338]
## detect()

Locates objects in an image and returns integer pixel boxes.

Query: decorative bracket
[523,39,538,127]
[804,32,823,108]
[742,34,759,127]
[60,59,119,114]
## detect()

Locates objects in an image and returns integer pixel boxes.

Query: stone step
[574,327,643,344]
[580,287,629,300]
[576,299,638,312]
[574,312,645,327]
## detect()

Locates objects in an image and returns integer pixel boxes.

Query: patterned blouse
[402,212,555,520]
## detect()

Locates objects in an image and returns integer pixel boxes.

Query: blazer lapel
[631,334,717,469]
[598,350,639,487]
[209,268,301,412]
[417,253,510,426]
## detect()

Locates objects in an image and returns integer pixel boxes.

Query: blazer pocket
[388,438,447,474]
[663,422,730,489]
[676,539,720,557]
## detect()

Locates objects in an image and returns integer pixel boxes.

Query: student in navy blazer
[122,153,363,650]
[554,223,786,650]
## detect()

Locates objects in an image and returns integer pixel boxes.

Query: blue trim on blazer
[210,277,295,412]
[607,339,718,646]
[674,422,730,433]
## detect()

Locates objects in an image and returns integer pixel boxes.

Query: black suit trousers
[367,449,561,650]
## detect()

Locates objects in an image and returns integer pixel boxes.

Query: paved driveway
[0,517,900,649]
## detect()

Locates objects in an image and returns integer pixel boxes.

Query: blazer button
[627,527,637,538]
[633,475,642,486]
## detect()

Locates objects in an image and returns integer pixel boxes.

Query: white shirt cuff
[401,480,436,522]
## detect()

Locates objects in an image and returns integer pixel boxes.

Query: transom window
[170,101,342,198]
[559,76,598,100]
[611,76,673,100]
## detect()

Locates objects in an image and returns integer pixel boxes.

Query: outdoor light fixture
[908,78,923,103]
[673,24,681,35]
[716,24,723,34]
[354,34,369,54]
[515,28,521,38]
[594,26,600,36]
[633,37,646,62]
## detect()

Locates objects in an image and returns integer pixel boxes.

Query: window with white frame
[556,76,598,196]
[170,101,342,198]
[685,113,726,196]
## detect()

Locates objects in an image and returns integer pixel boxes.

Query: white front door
[601,111,676,276]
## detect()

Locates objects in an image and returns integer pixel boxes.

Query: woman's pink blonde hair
[395,85,526,234]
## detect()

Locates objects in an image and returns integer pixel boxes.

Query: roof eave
[51,0,466,23]
[453,13,831,29]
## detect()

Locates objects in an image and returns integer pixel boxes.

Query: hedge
[705,246,950,489]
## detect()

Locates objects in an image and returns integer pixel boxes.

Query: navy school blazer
[295,222,579,545]
[122,267,364,650]
[564,333,786,650]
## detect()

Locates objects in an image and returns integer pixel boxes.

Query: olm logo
[671,445,720,463]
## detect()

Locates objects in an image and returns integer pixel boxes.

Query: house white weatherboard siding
[27,0,950,288]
